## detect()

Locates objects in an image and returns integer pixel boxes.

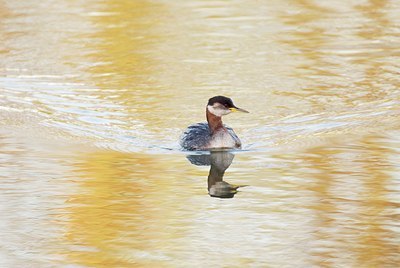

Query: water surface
[1,0,400,267]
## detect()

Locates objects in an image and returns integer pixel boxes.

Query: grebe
[180,96,249,150]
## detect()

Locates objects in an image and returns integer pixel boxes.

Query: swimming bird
[180,96,249,150]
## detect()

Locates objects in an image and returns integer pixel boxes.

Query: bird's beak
[229,106,249,113]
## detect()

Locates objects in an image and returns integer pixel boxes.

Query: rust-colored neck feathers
[206,107,224,134]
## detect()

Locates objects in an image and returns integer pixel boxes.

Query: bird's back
[180,123,211,151]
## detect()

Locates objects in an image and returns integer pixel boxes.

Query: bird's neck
[206,108,224,134]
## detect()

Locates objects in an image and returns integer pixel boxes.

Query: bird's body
[180,122,241,150]
[180,96,248,151]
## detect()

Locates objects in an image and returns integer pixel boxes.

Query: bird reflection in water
[186,151,244,198]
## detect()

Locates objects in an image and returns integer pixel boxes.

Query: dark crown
[208,96,235,107]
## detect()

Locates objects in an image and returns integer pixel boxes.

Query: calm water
[1,0,400,267]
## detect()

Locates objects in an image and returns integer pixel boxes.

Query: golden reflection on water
[279,0,400,110]
[63,150,201,267]
[88,1,160,89]
[64,150,245,266]
[354,0,399,103]
[65,151,144,267]
[298,135,399,267]
[355,135,398,267]
[83,0,184,139]
[56,135,400,267]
